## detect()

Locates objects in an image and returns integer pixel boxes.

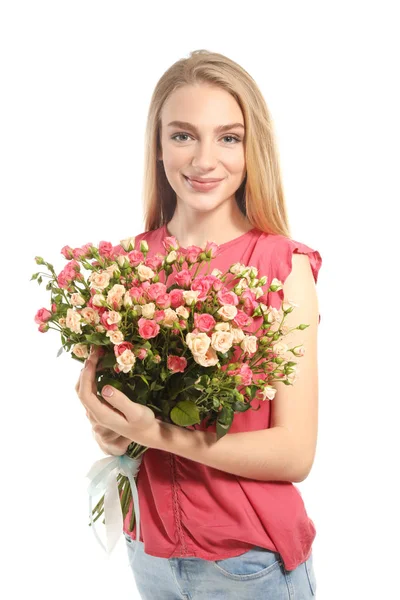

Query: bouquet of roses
[31,233,308,552]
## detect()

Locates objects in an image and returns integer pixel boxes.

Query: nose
[191,139,218,171]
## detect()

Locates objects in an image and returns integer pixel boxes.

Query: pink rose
[233,309,251,328]
[194,312,216,332]
[98,241,113,258]
[152,254,165,269]
[167,355,188,373]
[156,293,171,309]
[191,276,213,301]
[114,342,134,356]
[154,309,166,322]
[38,322,49,333]
[162,235,179,252]
[145,255,163,270]
[146,282,167,302]
[204,241,219,258]
[174,269,192,288]
[169,288,184,308]
[217,289,239,306]
[138,317,160,339]
[129,286,145,303]
[185,246,202,264]
[136,348,148,360]
[110,244,127,259]
[34,308,52,324]
[128,249,145,267]
[211,277,224,292]
[100,311,119,331]
[61,245,74,259]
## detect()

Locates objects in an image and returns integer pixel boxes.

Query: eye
[171,133,192,142]
[222,135,241,144]
[171,133,242,144]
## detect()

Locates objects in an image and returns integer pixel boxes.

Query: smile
[183,175,223,192]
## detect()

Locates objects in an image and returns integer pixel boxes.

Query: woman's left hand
[76,346,161,452]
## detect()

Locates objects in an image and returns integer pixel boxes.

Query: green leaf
[84,333,108,345]
[30,273,39,280]
[215,405,234,440]
[38,276,43,285]
[98,353,117,369]
[170,400,201,427]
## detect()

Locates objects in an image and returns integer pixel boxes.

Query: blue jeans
[123,533,317,599]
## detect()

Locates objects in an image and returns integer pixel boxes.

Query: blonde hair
[142,49,291,238]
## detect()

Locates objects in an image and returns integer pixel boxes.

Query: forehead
[160,84,244,125]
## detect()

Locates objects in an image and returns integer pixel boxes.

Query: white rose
[105,264,120,277]
[183,290,200,306]
[287,366,299,384]
[166,250,178,264]
[292,345,305,357]
[66,308,82,334]
[217,304,238,321]
[95,325,106,333]
[137,264,155,281]
[240,334,258,355]
[124,291,133,307]
[89,271,111,291]
[235,278,249,292]
[211,330,234,353]
[211,268,223,277]
[120,236,136,251]
[72,343,89,358]
[260,385,277,401]
[80,307,100,325]
[106,330,124,344]
[214,322,231,332]
[272,341,289,355]
[70,293,85,306]
[133,304,142,315]
[92,294,106,307]
[162,308,178,327]
[117,255,130,268]
[248,266,258,278]
[270,277,283,292]
[116,349,136,373]
[229,262,246,276]
[176,305,190,319]
[107,284,126,309]
[193,347,219,367]
[58,317,66,327]
[106,311,121,325]
[141,302,156,318]
[231,327,245,344]
[186,332,211,355]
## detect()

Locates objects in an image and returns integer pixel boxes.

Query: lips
[185,176,223,183]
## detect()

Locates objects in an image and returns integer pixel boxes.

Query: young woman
[77,49,321,598]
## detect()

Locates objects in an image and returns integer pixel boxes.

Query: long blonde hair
[142,49,291,238]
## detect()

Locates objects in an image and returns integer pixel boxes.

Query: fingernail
[102,386,113,397]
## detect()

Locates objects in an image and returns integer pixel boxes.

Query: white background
[1,1,399,599]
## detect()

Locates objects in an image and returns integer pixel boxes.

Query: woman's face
[159,83,246,215]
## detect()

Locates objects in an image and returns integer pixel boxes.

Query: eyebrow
[167,120,245,134]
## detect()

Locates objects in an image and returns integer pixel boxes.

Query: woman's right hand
[86,407,132,456]
[75,348,132,457]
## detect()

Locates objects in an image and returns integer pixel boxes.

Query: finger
[78,348,100,400]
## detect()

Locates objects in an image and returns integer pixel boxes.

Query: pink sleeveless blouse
[123,223,322,571]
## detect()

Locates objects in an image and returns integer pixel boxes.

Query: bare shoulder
[269,252,320,482]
